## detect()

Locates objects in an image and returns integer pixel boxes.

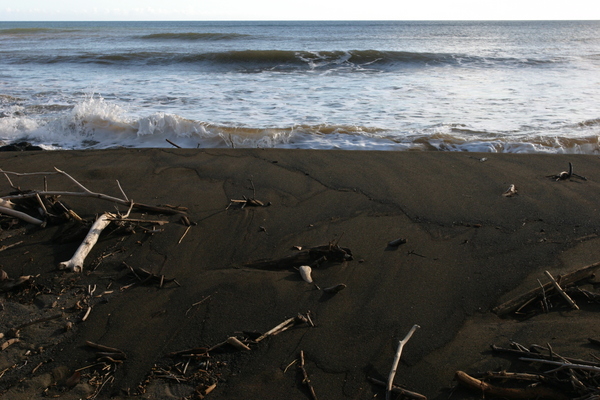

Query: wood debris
[547,162,587,181]
[456,340,600,400]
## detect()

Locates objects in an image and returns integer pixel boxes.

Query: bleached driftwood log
[59,212,114,272]
[386,324,420,400]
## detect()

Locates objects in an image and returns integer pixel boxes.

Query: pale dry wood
[387,324,420,400]
[493,262,600,316]
[519,358,600,373]
[1,168,183,215]
[455,370,569,400]
[0,205,44,225]
[299,350,318,400]
[368,377,427,400]
[59,212,114,272]
[255,317,296,343]
[544,270,579,310]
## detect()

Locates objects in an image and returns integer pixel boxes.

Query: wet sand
[1,148,600,399]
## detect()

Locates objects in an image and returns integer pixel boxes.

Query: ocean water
[1,20,599,152]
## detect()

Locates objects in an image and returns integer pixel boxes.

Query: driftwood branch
[455,370,569,400]
[544,270,579,310]
[387,324,420,400]
[493,262,600,316]
[368,377,427,400]
[519,357,600,373]
[0,168,183,215]
[299,350,318,400]
[59,213,113,272]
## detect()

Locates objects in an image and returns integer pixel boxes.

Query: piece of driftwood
[121,262,180,289]
[502,184,517,197]
[322,283,346,294]
[387,324,420,400]
[544,270,579,310]
[0,168,183,215]
[493,262,600,316]
[0,275,32,292]
[255,314,311,343]
[299,350,318,400]
[245,243,353,270]
[547,162,587,181]
[59,212,113,272]
[368,377,427,400]
[519,358,600,374]
[455,370,569,400]
[490,344,600,367]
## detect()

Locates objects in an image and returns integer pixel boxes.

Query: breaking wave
[1,96,598,153]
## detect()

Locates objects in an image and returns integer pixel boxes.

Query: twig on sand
[544,270,579,310]
[386,324,420,400]
[368,377,427,400]
[299,350,318,400]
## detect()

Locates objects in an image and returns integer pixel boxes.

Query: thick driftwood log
[493,262,600,316]
[59,212,113,272]
[455,371,569,400]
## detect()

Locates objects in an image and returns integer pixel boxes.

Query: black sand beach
[1,148,600,399]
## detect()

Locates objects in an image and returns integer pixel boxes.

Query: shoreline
[1,148,600,399]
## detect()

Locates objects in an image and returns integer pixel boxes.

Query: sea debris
[502,184,517,197]
[547,162,587,181]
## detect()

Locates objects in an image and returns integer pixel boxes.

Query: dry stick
[519,358,600,373]
[544,270,579,310]
[0,168,182,215]
[255,317,296,343]
[299,350,318,400]
[0,205,44,225]
[455,371,569,400]
[537,278,549,313]
[367,377,427,400]
[386,324,420,400]
[59,212,114,272]
[493,262,600,316]
[178,225,191,244]
[85,341,126,356]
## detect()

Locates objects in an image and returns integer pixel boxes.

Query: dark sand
[1,148,600,399]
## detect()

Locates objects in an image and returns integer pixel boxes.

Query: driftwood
[245,244,353,270]
[299,350,318,400]
[121,262,180,289]
[493,262,600,316]
[455,370,569,400]
[255,314,311,343]
[368,377,427,400]
[519,358,600,374]
[59,212,113,272]
[547,162,587,181]
[544,270,579,310]
[0,168,184,218]
[386,324,420,400]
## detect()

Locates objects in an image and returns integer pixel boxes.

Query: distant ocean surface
[1,20,600,152]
